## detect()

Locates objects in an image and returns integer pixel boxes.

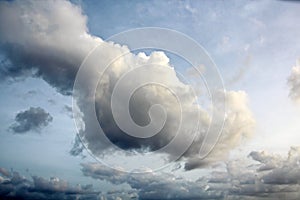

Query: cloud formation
[0,0,255,170]
[183,90,255,170]
[0,168,99,200]
[82,146,300,200]
[1,147,300,199]
[10,107,53,134]
[81,163,223,200]
[288,60,300,103]
[0,167,140,200]
[0,0,100,95]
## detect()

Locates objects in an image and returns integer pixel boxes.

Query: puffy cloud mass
[0,0,100,94]
[0,0,255,169]
[10,107,53,134]
[288,60,300,103]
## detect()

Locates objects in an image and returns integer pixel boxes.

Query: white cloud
[288,60,300,103]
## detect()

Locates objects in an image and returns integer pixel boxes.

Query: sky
[0,0,300,199]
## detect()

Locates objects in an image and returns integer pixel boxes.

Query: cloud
[0,167,139,200]
[0,0,100,95]
[10,107,53,134]
[0,168,101,200]
[0,0,255,169]
[0,168,10,178]
[287,60,300,103]
[81,163,224,200]
[1,147,300,200]
[248,150,282,172]
[81,146,300,200]
[223,147,300,199]
[183,90,255,170]
[62,105,73,118]
[69,134,85,157]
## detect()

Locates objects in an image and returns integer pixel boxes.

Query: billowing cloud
[0,0,100,95]
[0,0,255,170]
[226,147,300,199]
[183,90,255,170]
[287,60,300,103]
[10,107,53,134]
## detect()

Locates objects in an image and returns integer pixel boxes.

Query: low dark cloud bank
[0,167,138,200]
[0,168,99,200]
[10,107,53,134]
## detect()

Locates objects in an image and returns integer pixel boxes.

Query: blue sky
[0,0,300,199]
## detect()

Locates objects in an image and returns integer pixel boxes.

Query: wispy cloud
[288,60,300,103]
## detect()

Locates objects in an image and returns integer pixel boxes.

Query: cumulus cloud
[287,60,300,103]
[81,147,300,200]
[10,107,53,134]
[183,90,255,170]
[0,0,100,95]
[81,163,223,200]
[0,0,255,169]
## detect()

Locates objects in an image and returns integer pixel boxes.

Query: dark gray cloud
[0,169,98,200]
[0,167,138,200]
[69,135,85,157]
[10,107,53,134]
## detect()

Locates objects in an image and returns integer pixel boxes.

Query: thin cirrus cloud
[9,107,53,134]
[0,0,255,170]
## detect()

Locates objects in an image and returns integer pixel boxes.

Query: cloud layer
[0,167,126,200]
[1,146,300,200]
[10,107,53,134]
[81,146,300,200]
